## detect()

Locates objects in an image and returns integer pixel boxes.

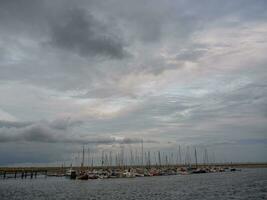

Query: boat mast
[109,151,112,166]
[101,151,104,166]
[158,151,161,167]
[141,139,144,166]
[178,145,182,165]
[194,147,198,169]
[87,147,90,169]
[81,145,85,169]
[148,151,151,168]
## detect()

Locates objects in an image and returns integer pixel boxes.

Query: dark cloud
[0,121,32,128]
[0,0,266,91]
[0,118,80,143]
[49,8,127,59]
[0,119,155,145]
[0,118,82,130]
[49,118,83,130]
[0,120,70,143]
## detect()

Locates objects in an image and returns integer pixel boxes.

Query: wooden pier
[0,168,48,179]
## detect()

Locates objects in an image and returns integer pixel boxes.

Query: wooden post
[3,171,6,179]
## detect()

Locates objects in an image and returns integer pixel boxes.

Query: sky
[0,0,267,166]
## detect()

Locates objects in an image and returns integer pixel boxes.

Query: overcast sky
[0,0,267,166]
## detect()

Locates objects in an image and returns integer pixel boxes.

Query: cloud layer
[0,0,267,166]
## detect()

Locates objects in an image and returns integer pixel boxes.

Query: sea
[0,168,266,200]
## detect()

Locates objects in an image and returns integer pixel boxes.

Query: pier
[0,168,48,179]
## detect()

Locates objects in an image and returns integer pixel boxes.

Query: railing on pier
[0,169,48,179]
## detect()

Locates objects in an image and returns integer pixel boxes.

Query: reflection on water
[0,168,266,200]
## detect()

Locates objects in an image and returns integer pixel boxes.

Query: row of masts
[71,144,214,168]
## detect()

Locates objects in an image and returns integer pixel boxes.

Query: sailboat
[192,147,207,174]
[76,145,89,180]
[65,167,77,179]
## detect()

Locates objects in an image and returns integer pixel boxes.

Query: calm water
[0,168,266,200]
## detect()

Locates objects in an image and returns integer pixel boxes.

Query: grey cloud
[0,118,82,130]
[175,48,208,62]
[236,139,267,145]
[0,122,67,143]
[0,0,266,93]
[91,0,169,43]
[0,119,155,145]
[177,0,267,22]
[75,96,196,135]
[0,121,32,128]
[71,78,267,136]
[0,0,267,165]
[50,118,83,130]
[49,8,127,59]
[0,118,80,143]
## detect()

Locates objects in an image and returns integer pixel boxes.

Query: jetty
[0,168,48,179]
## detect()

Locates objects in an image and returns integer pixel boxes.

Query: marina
[1,168,266,200]
[1,145,265,181]
[1,163,267,181]
[1,1,267,199]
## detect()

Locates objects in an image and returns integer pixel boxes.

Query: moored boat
[65,169,77,179]
[77,172,89,180]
